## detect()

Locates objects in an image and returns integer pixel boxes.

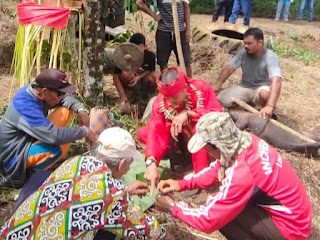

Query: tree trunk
[83,0,105,106]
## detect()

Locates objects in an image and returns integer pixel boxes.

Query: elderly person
[213,28,282,119]
[155,112,312,240]
[0,128,171,240]
[138,66,223,195]
[0,69,96,188]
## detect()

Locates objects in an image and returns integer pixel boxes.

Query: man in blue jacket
[0,69,96,188]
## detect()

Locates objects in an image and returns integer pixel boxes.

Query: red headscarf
[157,66,189,97]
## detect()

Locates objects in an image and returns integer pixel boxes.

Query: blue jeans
[275,1,291,19]
[229,0,252,26]
[298,0,314,21]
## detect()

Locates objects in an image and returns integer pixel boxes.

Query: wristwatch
[77,107,88,114]
[168,202,175,216]
[146,158,157,167]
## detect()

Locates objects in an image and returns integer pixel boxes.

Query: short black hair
[160,69,178,85]
[129,33,146,45]
[244,27,264,41]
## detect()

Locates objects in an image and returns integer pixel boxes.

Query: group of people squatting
[0,1,313,239]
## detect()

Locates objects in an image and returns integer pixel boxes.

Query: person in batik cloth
[0,128,171,240]
[138,66,223,195]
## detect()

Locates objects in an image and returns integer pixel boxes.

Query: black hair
[160,69,178,85]
[244,27,264,41]
[129,33,146,45]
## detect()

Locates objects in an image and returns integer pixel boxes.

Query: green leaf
[121,155,171,212]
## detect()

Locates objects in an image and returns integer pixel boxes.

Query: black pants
[212,0,234,22]
[219,201,286,240]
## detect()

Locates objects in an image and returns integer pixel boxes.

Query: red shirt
[142,79,223,162]
[173,134,312,240]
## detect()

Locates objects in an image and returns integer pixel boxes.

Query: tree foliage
[190,0,320,20]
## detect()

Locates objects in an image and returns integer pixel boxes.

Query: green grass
[269,35,320,65]
[272,45,320,65]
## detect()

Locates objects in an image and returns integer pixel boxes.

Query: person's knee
[48,107,73,127]
[258,90,270,106]
[217,93,234,107]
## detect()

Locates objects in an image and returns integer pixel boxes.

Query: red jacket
[138,79,223,162]
[173,134,312,240]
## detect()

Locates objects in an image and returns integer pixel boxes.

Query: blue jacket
[0,85,88,188]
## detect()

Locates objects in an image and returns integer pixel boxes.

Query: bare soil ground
[0,4,320,239]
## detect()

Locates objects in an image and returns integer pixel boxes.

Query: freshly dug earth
[0,4,320,239]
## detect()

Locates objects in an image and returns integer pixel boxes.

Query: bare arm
[267,76,282,107]
[113,73,127,102]
[183,2,191,42]
[212,65,236,92]
[137,0,161,21]
[259,76,282,118]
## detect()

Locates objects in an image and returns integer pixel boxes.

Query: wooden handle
[232,98,316,143]
[171,0,186,74]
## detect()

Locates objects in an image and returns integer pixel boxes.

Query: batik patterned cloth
[89,107,111,137]
[0,156,166,240]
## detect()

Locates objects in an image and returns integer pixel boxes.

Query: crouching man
[0,128,173,240]
[155,112,312,240]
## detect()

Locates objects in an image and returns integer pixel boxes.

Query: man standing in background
[212,0,234,23]
[229,0,252,26]
[298,0,314,21]
[137,0,192,77]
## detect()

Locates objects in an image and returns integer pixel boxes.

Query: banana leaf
[121,155,171,212]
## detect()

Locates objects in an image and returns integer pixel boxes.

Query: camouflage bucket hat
[188,112,252,181]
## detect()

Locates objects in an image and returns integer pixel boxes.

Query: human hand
[185,29,191,43]
[155,195,174,213]
[127,181,149,197]
[170,111,188,141]
[144,163,160,196]
[259,105,273,119]
[119,101,132,114]
[154,14,162,22]
[212,81,222,93]
[85,128,97,145]
[128,75,141,87]
[78,111,90,127]
[158,179,180,194]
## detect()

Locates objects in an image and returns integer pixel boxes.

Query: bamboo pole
[171,0,186,74]
[232,98,316,143]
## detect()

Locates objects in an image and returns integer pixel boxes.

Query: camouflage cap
[188,112,252,174]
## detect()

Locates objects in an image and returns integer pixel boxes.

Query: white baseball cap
[97,127,143,161]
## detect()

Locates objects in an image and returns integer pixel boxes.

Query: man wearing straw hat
[0,69,96,188]
[155,112,312,240]
[0,127,173,240]
[138,66,223,196]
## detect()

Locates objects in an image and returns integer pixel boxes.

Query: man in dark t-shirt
[113,33,158,113]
